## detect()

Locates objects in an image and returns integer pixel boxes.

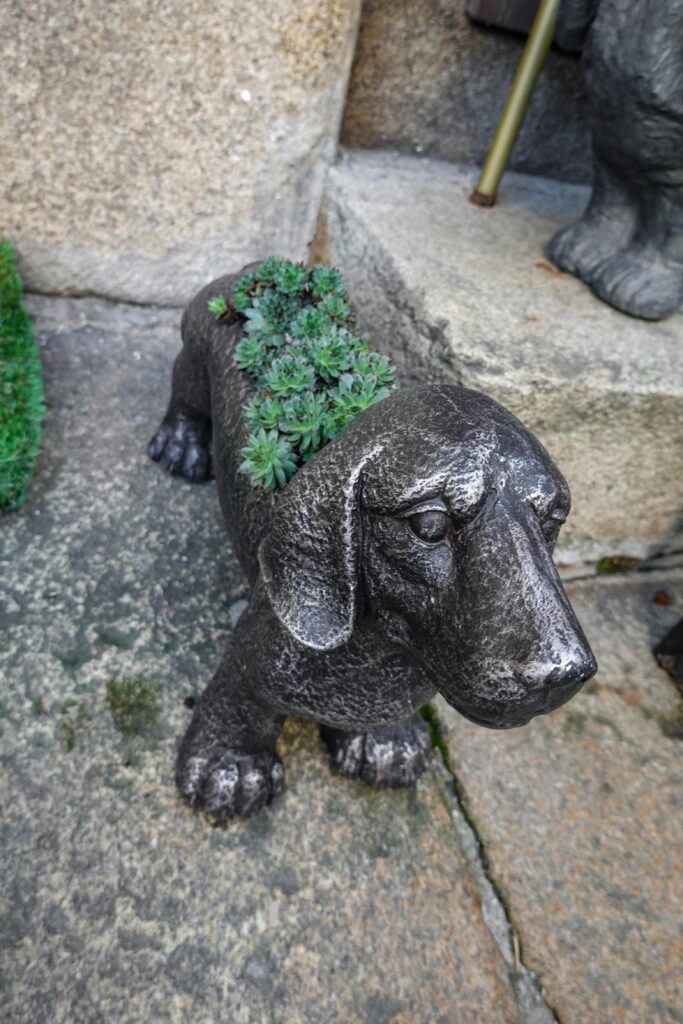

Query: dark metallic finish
[149,266,597,819]
[654,618,683,695]
[548,0,683,320]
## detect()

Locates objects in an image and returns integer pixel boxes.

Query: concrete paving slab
[436,571,683,1024]
[317,150,683,564]
[0,296,522,1024]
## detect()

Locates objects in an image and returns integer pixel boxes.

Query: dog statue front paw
[176,744,285,820]
[322,716,432,788]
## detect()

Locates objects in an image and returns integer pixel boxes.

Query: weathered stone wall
[342,0,592,184]
[0,0,361,305]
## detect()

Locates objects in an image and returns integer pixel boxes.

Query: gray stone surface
[316,150,683,564]
[0,1,360,306]
[436,570,683,1024]
[0,295,523,1024]
[342,0,592,184]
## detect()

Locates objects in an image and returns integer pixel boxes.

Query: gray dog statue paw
[322,716,432,788]
[150,261,597,821]
[548,0,683,320]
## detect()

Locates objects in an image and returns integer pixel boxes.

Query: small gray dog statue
[548,0,683,320]
[149,266,597,820]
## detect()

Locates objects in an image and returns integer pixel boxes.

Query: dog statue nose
[541,647,597,713]
[575,649,598,683]
[564,646,597,685]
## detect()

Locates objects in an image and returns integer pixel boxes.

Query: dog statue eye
[541,509,566,547]
[542,520,560,543]
[408,510,450,543]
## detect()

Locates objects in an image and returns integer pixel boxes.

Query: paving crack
[424,706,561,1024]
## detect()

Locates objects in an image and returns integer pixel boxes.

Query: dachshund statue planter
[149,260,597,820]
[548,0,683,320]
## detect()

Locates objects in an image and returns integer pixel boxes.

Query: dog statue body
[548,0,683,319]
[150,265,597,819]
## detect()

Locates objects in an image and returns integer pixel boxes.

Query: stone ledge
[317,150,683,564]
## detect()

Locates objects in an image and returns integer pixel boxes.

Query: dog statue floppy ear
[258,440,383,651]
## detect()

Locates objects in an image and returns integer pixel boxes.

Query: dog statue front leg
[321,715,432,788]
[176,646,285,820]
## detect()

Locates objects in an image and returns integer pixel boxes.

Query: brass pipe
[471,0,561,207]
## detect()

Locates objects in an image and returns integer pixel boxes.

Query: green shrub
[208,257,398,490]
[0,241,45,510]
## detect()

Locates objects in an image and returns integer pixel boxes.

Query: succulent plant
[235,336,268,373]
[311,265,345,298]
[207,296,229,318]
[239,428,299,490]
[319,294,350,321]
[262,354,316,398]
[290,306,333,341]
[233,273,258,312]
[279,392,327,453]
[232,257,398,490]
[348,350,397,389]
[245,395,285,432]
[331,372,393,420]
[274,262,307,295]
[310,334,353,382]
[257,256,284,284]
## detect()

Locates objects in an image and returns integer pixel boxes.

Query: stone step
[316,150,683,566]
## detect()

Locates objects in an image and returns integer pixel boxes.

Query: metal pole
[470,0,561,207]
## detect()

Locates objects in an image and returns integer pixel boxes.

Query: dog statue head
[259,384,596,729]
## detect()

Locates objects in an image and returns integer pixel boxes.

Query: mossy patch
[596,555,641,575]
[0,240,45,510]
[561,709,588,736]
[419,702,452,771]
[58,699,89,751]
[106,677,162,739]
[562,708,623,740]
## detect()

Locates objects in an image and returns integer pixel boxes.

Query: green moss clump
[419,702,452,771]
[561,709,588,737]
[596,555,640,575]
[58,699,89,752]
[106,677,162,739]
[208,257,398,490]
[0,240,45,510]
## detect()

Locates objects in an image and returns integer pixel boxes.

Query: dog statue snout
[435,494,597,729]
